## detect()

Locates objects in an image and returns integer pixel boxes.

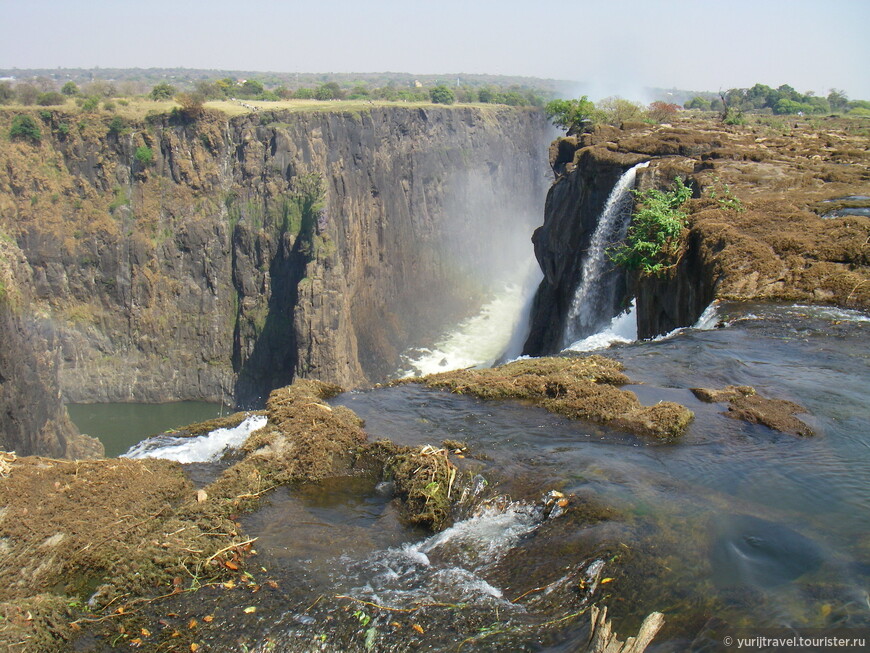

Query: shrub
[56,123,70,137]
[80,96,100,112]
[135,146,154,166]
[429,85,455,105]
[61,81,79,96]
[609,177,692,275]
[107,115,125,135]
[149,82,176,101]
[9,114,42,143]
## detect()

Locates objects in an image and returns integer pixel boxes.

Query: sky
[1,0,868,100]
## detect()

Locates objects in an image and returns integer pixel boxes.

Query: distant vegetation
[546,96,680,133]
[547,82,868,134]
[685,84,868,118]
[0,68,558,116]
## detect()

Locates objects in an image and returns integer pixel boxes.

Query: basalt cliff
[0,106,551,446]
[525,117,869,354]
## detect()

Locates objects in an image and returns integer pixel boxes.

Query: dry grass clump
[410,356,693,439]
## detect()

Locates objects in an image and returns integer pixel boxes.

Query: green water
[66,401,228,457]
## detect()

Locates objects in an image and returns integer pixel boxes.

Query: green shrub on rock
[9,114,42,143]
[609,177,692,275]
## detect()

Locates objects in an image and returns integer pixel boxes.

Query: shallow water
[67,401,228,457]
[102,302,870,651]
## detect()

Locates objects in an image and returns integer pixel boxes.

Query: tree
[9,114,42,143]
[685,96,712,111]
[37,92,66,106]
[429,85,455,105]
[545,96,596,133]
[150,82,177,101]
[827,89,848,112]
[314,82,344,100]
[16,83,39,106]
[478,87,494,103]
[648,101,679,123]
[294,87,314,99]
[61,81,80,96]
[0,82,13,104]
[594,97,645,126]
[239,79,264,97]
[174,92,206,120]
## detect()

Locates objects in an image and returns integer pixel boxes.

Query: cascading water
[561,161,649,348]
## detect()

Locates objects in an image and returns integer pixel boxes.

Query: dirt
[403,355,694,439]
[0,376,480,650]
[691,385,815,436]
[0,455,242,651]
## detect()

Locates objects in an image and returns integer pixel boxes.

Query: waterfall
[561,161,649,348]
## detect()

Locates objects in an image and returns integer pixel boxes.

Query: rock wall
[0,106,551,412]
[524,119,869,352]
[523,141,646,355]
[0,236,103,457]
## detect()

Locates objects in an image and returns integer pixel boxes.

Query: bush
[429,85,455,105]
[9,114,42,143]
[150,83,176,101]
[608,177,692,275]
[107,116,125,135]
[80,96,100,112]
[61,81,79,96]
[134,146,154,166]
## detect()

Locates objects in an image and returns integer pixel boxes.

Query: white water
[399,260,541,377]
[340,501,545,610]
[562,161,649,348]
[565,301,637,352]
[122,414,267,463]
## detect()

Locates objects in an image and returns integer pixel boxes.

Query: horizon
[1,0,868,101]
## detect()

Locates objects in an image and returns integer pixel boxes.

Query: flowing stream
[112,301,870,651]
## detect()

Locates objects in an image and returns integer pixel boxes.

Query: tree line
[684,84,869,117]
[0,76,550,109]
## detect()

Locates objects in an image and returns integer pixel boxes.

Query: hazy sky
[1,0,868,100]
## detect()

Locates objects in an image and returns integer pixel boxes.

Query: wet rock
[691,385,756,403]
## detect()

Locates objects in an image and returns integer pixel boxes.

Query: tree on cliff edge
[545,96,595,134]
[430,85,456,105]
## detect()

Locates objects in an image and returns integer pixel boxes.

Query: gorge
[1,103,869,651]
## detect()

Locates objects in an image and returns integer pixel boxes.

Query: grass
[0,97,513,122]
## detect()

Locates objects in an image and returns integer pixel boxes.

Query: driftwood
[584,606,665,653]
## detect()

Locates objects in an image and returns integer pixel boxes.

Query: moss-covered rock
[406,355,694,439]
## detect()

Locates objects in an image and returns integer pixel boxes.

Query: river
[104,300,869,651]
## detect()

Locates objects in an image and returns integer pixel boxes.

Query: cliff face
[0,236,103,457]
[525,118,870,352]
[0,106,551,412]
